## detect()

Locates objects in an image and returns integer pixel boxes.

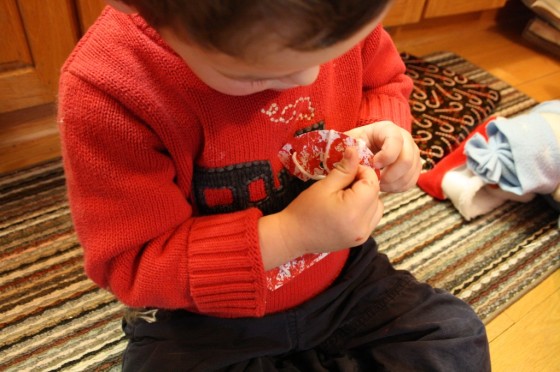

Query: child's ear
[105,0,137,14]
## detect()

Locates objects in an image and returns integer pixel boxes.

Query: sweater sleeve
[58,73,267,318]
[358,25,413,131]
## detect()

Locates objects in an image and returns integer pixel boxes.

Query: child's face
[158,16,382,96]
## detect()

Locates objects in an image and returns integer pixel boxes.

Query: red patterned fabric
[401,53,501,172]
[417,118,493,200]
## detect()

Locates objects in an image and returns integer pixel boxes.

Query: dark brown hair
[121,0,393,57]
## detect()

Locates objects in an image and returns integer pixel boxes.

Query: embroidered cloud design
[261,96,315,124]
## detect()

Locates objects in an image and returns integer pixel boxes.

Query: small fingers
[371,123,404,168]
[380,151,422,192]
[321,147,360,191]
[356,164,379,186]
[373,135,403,168]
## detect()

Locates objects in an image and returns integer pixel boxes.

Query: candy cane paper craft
[278,129,380,181]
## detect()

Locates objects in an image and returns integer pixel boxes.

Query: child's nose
[284,66,320,86]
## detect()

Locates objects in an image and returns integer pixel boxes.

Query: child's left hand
[345,121,421,193]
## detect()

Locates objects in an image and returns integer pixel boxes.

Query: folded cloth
[465,100,560,196]
[442,165,535,220]
[522,0,560,29]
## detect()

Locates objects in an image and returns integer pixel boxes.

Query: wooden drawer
[424,0,507,18]
[384,0,427,26]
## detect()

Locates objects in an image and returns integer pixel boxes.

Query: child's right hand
[259,147,383,270]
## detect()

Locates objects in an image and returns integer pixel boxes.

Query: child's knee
[432,290,487,337]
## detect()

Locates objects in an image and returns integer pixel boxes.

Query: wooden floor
[1,3,559,371]
[389,6,560,372]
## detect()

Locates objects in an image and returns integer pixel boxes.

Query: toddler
[58,0,491,370]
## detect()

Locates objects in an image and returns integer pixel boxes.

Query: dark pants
[122,239,490,371]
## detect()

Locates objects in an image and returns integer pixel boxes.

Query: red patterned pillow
[401,53,501,171]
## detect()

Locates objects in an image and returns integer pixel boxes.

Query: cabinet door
[76,0,106,32]
[0,0,79,113]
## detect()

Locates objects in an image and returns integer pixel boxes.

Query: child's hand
[276,147,384,258]
[345,121,421,193]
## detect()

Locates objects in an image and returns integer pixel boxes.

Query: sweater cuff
[359,94,412,132]
[188,208,266,317]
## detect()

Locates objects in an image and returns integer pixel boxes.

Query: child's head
[108,0,394,95]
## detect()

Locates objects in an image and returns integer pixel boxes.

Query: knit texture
[58,7,412,317]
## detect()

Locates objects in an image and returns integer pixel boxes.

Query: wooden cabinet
[385,0,427,26]
[0,0,107,173]
[0,0,106,115]
[0,0,79,113]
[384,0,508,26]
[424,0,508,18]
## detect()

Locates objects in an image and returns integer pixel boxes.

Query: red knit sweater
[58,8,412,318]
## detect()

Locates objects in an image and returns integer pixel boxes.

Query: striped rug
[1,52,559,371]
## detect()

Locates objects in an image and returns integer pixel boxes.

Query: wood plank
[0,132,61,174]
[485,312,514,342]
[390,11,509,56]
[0,68,53,112]
[476,43,560,87]
[486,270,560,343]
[515,71,560,101]
[489,285,560,372]
[503,270,560,323]
[0,104,59,173]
